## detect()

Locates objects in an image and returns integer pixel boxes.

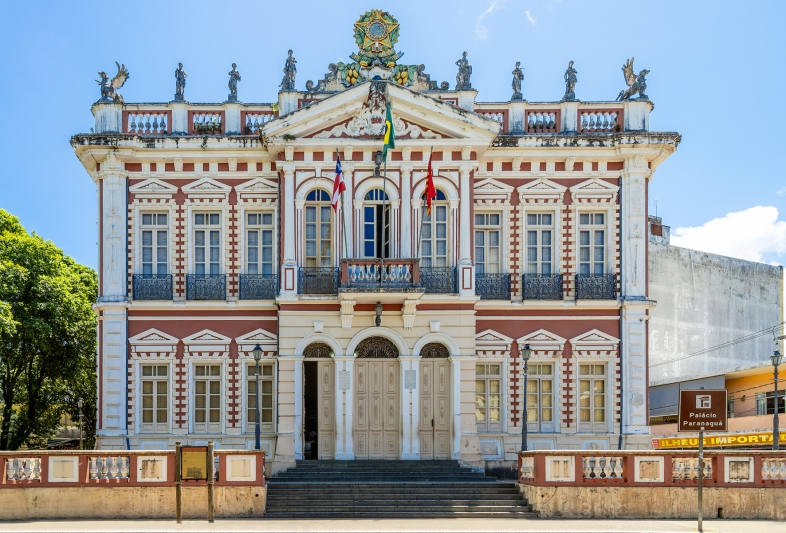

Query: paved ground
[0,519,780,533]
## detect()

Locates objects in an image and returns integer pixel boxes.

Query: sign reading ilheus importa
[678,389,728,432]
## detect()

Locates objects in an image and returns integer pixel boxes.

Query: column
[280,162,297,296]
[293,355,304,460]
[458,162,475,297]
[273,354,298,472]
[400,164,413,258]
[334,355,354,459]
[342,164,354,258]
[399,355,420,459]
[450,355,482,464]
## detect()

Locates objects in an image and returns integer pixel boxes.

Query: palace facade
[73,11,680,473]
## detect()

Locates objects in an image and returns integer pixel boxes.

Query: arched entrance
[418,343,451,459]
[303,342,335,460]
[353,336,399,459]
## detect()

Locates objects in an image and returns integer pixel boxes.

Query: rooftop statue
[279,50,297,91]
[455,51,472,90]
[174,63,187,102]
[617,57,649,101]
[228,63,241,102]
[96,62,129,104]
[563,60,577,101]
[511,61,524,100]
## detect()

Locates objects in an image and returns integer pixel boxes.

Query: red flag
[331,155,346,212]
[425,152,436,215]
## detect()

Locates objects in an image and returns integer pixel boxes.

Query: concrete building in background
[648,216,785,447]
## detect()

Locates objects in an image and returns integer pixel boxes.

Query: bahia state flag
[331,155,346,212]
[382,102,395,159]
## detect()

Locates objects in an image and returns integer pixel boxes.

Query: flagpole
[416,146,434,261]
[338,148,349,262]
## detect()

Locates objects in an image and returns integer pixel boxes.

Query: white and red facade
[74,47,679,473]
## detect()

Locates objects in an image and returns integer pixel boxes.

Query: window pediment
[236,178,278,201]
[130,179,178,199]
[570,178,618,203]
[474,178,514,203]
[182,177,232,200]
[518,178,566,205]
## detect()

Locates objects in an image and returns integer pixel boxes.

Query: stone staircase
[265,460,535,519]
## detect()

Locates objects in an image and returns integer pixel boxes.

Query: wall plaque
[404,370,416,389]
[338,371,351,390]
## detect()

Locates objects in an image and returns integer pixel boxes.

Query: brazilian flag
[382,102,395,158]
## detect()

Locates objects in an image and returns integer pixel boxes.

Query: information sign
[678,389,727,432]
[181,446,209,480]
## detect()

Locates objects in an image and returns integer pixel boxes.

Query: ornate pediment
[570,329,620,352]
[518,178,567,204]
[183,329,231,345]
[476,329,514,347]
[570,178,618,203]
[235,178,278,201]
[474,178,514,202]
[129,179,178,198]
[235,328,278,352]
[181,178,232,199]
[517,329,566,353]
[129,328,179,353]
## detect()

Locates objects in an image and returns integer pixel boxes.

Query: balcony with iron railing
[475,272,511,300]
[420,266,457,294]
[186,274,226,301]
[298,267,340,295]
[522,274,564,301]
[239,274,278,300]
[575,273,618,301]
[132,274,173,300]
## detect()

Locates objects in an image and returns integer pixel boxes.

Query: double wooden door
[316,360,335,459]
[419,358,451,459]
[353,360,399,459]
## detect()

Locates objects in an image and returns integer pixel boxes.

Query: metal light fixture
[773,350,782,451]
[374,150,383,178]
[252,344,263,451]
[77,397,84,450]
[375,301,383,327]
[521,344,532,452]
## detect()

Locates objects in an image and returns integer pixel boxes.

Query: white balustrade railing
[527,112,557,132]
[347,263,413,287]
[672,457,712,481]
[582,456,623,479]
[478,112,504,131]
[192,113,223,134]
[5,458,42,482]
[127,112,168,134]
[579,111,619,132]
[89,456,130,481]
[520,456,534,479]
[761,458,786,481]
[244,113,274,134]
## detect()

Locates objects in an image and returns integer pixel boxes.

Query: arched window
[419,189,448,267]
[304,189,332,267]
[363,188,391,258]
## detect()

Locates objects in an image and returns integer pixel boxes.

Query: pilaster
[281,162,297,296]
[399,355,421,459]
[96,305,128,437]
[400,164,413,258]
[342,163,354,258]
[458,162,475,297]
[334,355,355,460]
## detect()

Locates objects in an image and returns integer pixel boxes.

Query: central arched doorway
[353,336,399,459]
[303,342,335,460]
[419,343,451,459]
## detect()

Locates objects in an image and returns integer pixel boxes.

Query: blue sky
[1,0,785,268]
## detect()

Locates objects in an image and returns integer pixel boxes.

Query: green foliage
[0,209,97,450]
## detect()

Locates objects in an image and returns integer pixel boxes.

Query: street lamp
[253,344,263,451]
[772,350,783,451]
[77,397,84,450]
[520,344,532,452]
[375,301,383,327]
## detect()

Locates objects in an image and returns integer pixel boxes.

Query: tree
[0,209,97,450]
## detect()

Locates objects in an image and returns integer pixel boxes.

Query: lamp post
[77,397,84,450]
[520,344,532,452]
[773,350,782,451]
[253,344,263,451]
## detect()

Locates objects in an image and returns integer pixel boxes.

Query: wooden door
[419,358,451,459]
[354,360,399,459]
[317,360,335,459]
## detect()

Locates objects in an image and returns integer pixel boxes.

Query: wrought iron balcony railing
[523,273,564,301]
[186,274,226,301]
[475,272,511,300]
[420,266,457,294]
[239,274,278,300]
[339,259,422,292]
[298,267,340,295]
[575,273,618,301]
[132,274,173,300]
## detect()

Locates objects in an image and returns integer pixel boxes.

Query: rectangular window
[194,364,221,433]
[765,389,786,415]
[475,363,502,432]
[421,205,448,268]
[474,213,501,275]
[305,205,333,267]
[578,364,606,431]
[526,363,554,433]
[141,213,168,275]
[247,364,275,432]
[246,213,274,275]
[526,213,554,276]
[579,213,605,275]
[194,213,221,276]
[141,365,168,433]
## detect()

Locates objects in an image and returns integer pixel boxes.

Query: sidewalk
[0,518,780,533]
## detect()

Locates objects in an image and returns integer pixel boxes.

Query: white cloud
[671,206,786,263]
[474,1,499,39]
[776,186,786,197]
[525,9,537,26]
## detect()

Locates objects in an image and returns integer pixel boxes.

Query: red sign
[678,389,727,432]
